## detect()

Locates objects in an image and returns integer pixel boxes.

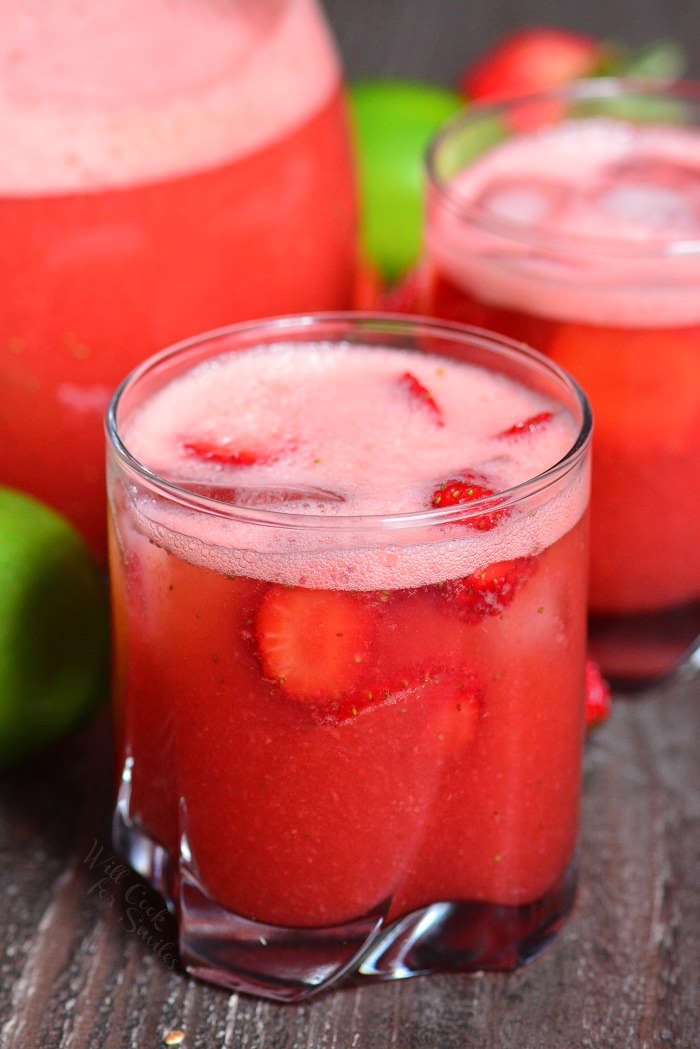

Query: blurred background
[321,0,700,81]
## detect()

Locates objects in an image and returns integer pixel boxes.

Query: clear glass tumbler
[107,313,591,1000]
[420,80,700,686]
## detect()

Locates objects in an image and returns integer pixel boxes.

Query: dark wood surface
[2,4,700,1047]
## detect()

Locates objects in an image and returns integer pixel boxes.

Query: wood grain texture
[1,672,698,1049]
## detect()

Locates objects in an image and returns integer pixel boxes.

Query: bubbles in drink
[120,342,586,592]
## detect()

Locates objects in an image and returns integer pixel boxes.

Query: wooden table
[2,3,699,1047]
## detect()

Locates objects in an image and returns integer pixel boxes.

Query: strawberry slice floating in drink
[431,470,507,531]
[181,437,296,467]
[256,585,373,707]
[254,580,492,729]
[496,411,554,439]
[397,370,445,426]
[439,557,535,623]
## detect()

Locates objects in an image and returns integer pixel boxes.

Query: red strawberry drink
[0,0,355,557]
[421,81,700,684]
[107,314,591,999]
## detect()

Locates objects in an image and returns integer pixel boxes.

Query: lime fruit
[0,486,109,770]
[349,80,463,283]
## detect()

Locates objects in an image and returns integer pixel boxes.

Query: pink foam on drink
[118,344,587,589]
[428,119,700,328]
[0,0,339,192]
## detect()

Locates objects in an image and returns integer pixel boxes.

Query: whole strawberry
[460,28,598,103]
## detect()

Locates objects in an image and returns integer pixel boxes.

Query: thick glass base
[175,862,577,1002]
[589,600,700,689]
[112,756,172,905]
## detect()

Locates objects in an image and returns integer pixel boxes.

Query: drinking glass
[107,313,591,1000]
[420,80,700,685]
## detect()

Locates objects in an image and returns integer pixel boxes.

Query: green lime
[349,80,463,283]
[0,486,109,770]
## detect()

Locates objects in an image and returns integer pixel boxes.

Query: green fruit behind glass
[0,486,108,770]
[349,80,463,283]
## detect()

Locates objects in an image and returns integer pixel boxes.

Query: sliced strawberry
[460,28,598,103]
[256,585,371,703]
[181,438,289,467]
[496,411,554,439]
[584,658,612,729]
[428,673,484,754]
[324,586,475,723]
[331,666,484,741]
[325,680,413,725]
[439,557,535,623]
[398,370,445,427]
[459,28,598,133]
[431,470,507,531]
[432,476,494,507]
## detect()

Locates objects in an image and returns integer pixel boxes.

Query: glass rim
[425,76,700,260]
[106,311,592,533]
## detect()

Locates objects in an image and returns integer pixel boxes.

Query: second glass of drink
[421,80,700,684]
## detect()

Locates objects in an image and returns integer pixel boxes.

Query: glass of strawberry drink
[0,0,356,557]
[107,313,591,1000]
[420,80,700,685]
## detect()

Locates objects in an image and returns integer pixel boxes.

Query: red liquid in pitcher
[0,0,356,555]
